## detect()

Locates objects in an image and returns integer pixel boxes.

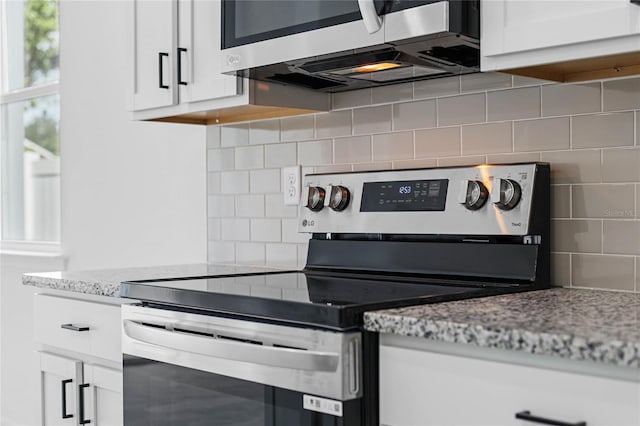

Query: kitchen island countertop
[365,287,640,368]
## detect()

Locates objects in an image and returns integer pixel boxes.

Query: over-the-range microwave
[221,0,480,93]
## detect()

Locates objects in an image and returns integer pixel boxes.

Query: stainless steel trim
[357,0,383,34]
[123,319,339,372]
[122,305,362,401]
[298,164,539,236]
[384,2,449,42]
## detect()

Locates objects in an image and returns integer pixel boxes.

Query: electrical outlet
[283,166,301,205]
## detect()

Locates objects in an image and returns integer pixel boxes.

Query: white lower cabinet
[380,343,640,426]
[36,294,123,426]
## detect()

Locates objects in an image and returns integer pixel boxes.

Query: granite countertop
[22,263,288,297]
[365,287,640,368]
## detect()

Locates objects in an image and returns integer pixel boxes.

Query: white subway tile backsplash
[572,184,636,219]
[206,74,640,293]
[265,143,297,168]
[415,127,460,158]
[603,76,640,111]
[251,219,281,242]
[372,132,413,161]
[235,146,264,170]
[437,155,487,167]
[265,194,298,218]
[221,124,249,147]
[281,115,314,142]
[334,136,371,164]
[540,149,602,184]
[437,93,485,126]
[250,169,281,193]
[572,112,634,149]
[235,242,265,265]
[541,82,601,117]
[603,221,640,255]
[207,148,235,171]
[487,87,540,122]
[249,120,280,145]
[551,219,602,253]
[207,172,221,194]
[461,122,512,155]
[236,194,264,218]
[298,139,333,165]
[514,117,570,152]
[372,83,413,104]
[461,72,512,93]
[392,100,436,131]
[221,170,249,194]
[393,158,438,169]
[333,89,372,110]
[602,148,640,183]
[353,105,392,134]
[208,195,235,217]
[282,218,309,244]
[316,110,352,139]
[221,218,250,241]
[353,162,393,172]
[572,254,635,291]
[414,76,460,99]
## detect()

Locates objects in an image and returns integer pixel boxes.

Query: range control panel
[298,163,548,236]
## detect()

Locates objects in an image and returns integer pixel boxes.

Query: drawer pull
[79,383,91,424]
[516,410,586,426]
[61,324,90,332]
[61,379,73,419]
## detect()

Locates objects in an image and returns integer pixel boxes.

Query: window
[0,0,60,244]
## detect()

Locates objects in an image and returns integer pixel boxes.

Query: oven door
[122,305,364,426]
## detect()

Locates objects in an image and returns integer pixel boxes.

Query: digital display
[360,179,448,212]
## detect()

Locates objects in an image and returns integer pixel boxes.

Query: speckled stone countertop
[22,264,288,297]
[365,288,640,368]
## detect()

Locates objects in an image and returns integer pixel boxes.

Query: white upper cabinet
[129,0,240,113]
[177,0,239,103]
[131,0,178,111]
[482,0,640,82]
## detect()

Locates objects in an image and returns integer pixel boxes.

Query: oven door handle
[123,320,340,372]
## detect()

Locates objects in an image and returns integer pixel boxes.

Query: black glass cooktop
[120,271,503,330]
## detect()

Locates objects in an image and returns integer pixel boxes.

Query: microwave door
[221,0,386,74]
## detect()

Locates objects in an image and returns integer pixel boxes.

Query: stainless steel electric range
[120,163,550,426]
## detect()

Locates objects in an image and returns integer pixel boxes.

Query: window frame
[0,0,61,252]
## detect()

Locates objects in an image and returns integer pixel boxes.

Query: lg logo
[226,55,241,66]
[302,219,315,227]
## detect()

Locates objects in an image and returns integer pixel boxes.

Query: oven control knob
[492,178,522,211]
[326,185,351,211]
[305,186,326,211]
[459,180,488,210]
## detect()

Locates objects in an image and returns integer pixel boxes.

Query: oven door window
[123,355,361,426]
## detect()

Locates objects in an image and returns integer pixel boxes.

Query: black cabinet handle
[177,47,188,86]
[61,379,73,419]
[158,52,169,89]
[515,410,586,426]
[61,323,90,332]
[79,383,91,424]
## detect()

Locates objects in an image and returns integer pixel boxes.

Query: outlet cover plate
[283,166,301,206]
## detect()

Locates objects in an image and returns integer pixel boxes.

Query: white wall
[60,0,207,270]
[2,1,208,424]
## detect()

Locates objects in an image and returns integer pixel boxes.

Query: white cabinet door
[40,352,83,426]
[177,0,240,103]
[84,365,123,426]
[380,344,640,426]
[482,0,640,72]
[131,0,178,110]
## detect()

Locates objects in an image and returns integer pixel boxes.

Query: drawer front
[380,345,640,426]
[35,294,121,362]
